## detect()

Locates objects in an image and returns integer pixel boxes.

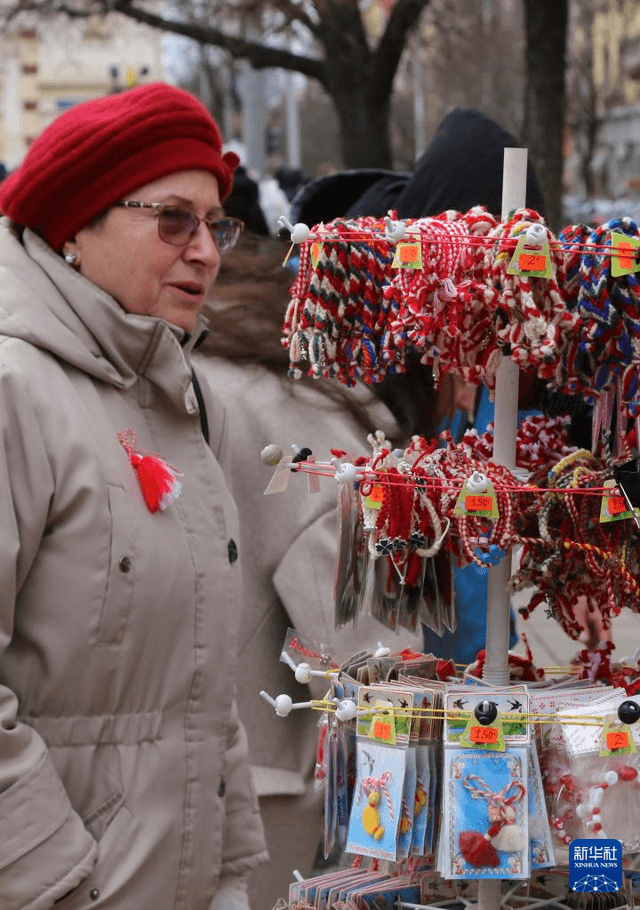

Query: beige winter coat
[0,219,267,910]
[193,356,421,904]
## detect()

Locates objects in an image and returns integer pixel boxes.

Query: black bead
[618,699,640,725]
[89,888,100,901]
[292,447,312,464]
[227,539,238,564]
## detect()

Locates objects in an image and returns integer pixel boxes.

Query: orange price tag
[616,241,634,271]
[399,244,419,263]
[373,720,392,740]
[608,496,627,515]
[518,252,546,271]
[470,725,499,744]
[465,495,492,511]
[310,240,323,267]
[606,730,629,750]
[367,485,384,503]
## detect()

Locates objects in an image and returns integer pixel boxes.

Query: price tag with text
[363,471,385,510]
[465,494,493,512]
[310,240,323,268]
[600,714,637,757]
[606,730,629,750]
[507,234,554,278]
[610,231,640,277]
[392,241,422,270]
[600,479,634,523]
[470,725,499,744]
[518,252,546,272]
[459,714,505,751]
[454,478,499,520]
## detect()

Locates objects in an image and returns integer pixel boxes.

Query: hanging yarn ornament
[459,774,527,867]
[564,217,640,417]
[118,428,182,513]
[482,208,574,386]
[458,830,500,867]
[281,216,395,385]
[382,207,499,387]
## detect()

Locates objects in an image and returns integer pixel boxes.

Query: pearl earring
[64,252,77,265]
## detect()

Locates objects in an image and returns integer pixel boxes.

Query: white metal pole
[285,72,301,168]
[475,146,527,910]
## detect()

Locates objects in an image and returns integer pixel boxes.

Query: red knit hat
[0,82,239,251]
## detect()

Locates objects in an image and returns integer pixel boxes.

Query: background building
[0,13,164,174]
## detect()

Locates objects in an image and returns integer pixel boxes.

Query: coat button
[118,556,132,573]
[89,889,100,900]
[227,540,238,564]
[218,777,226,797]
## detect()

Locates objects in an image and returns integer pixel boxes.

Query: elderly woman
[0,83,266,910]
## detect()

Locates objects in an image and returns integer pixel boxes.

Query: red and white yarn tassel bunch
[118,428,182,514]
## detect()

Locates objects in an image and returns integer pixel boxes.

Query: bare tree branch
[51,0,330,83]
[268,0,319,35]
[373,0,430,99]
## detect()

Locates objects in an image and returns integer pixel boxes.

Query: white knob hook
[384,212,407,243]
[294,661,337,684]
[334,698,359,722]
[524,223,546,248]
[374,642,392,658]
[331,457,361,484]
[333,697,391,722]
[260,690,312,717]
[466,470,489,494]
[277,215,315,244]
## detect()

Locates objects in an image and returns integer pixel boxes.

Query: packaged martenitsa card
[440,744,530,880]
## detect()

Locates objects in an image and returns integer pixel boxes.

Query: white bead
[604,771,619,786]
[260,444,283,466]
[294,662,313,684]
[589,787,604,807]
[576,803,590,820]
[596,829,608,839]
[274,694,293,717]
[525,223,546,248]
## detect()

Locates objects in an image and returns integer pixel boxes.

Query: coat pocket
[82,789,125,842]
[94,485,137,645]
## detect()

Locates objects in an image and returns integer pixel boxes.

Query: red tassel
[118,429,182,514]
[458,830,500,867]
[130,453,182,513]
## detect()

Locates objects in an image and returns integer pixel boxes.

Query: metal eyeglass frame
[114,201,244,252]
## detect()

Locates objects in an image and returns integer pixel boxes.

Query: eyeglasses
[114,201,244,252]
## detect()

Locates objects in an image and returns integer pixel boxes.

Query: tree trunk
[521,0,568,231]
[332,87,393,169]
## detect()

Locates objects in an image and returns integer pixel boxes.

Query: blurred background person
[195,228,423,909]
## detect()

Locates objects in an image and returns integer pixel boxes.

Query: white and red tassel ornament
[459,775,527,867]
[118,429,182,513]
